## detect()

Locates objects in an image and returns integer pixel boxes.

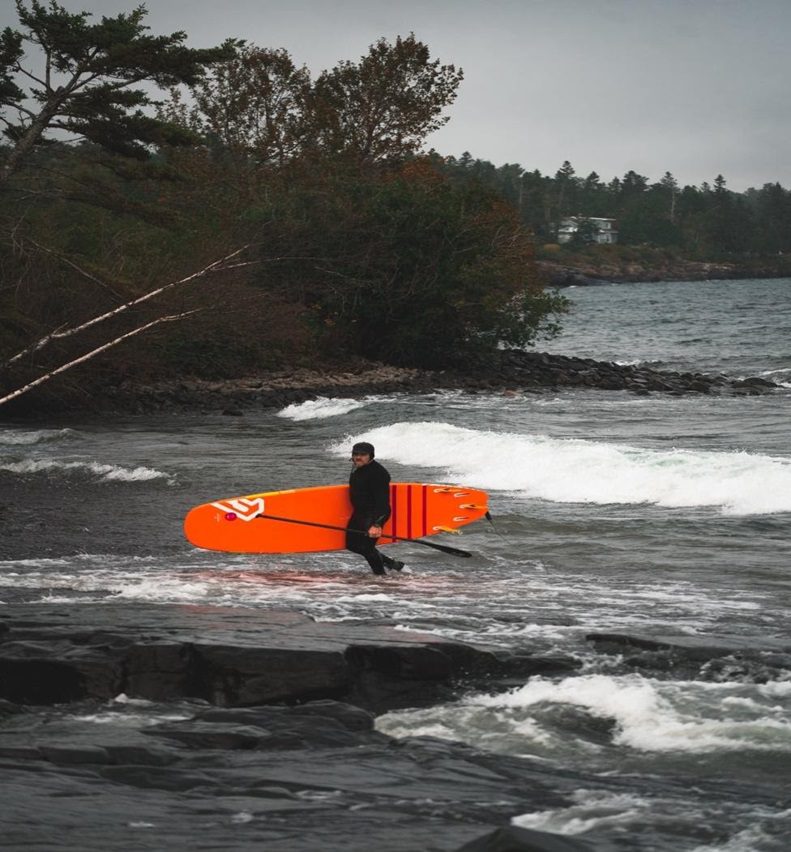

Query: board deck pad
[184,483,489,554]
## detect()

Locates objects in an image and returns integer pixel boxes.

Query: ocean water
[1,277,790,851]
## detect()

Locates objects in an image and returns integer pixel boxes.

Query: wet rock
[23,345,783,414]
[456,824,595,851]
[1,697,590,852]
[586,632,791,680]
[0,603,569,712]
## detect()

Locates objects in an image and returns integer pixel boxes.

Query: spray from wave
[0,458,173,482]
[276,397,369,420]
[0,428,77,446]
[331,421,791,516]
[379,674,791,755]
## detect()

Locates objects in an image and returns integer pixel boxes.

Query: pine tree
[0,1,235,184]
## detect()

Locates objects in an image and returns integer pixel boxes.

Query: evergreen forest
[439,157,791,258]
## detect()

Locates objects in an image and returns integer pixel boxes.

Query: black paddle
[256,513,472,558]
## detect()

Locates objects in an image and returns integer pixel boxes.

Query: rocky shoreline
[96,349,780,416]
[3,602,787,852]
[537,257,791,287]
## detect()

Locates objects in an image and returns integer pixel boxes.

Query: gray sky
[5,0,790,191]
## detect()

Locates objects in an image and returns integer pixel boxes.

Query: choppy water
[1,278,790,851]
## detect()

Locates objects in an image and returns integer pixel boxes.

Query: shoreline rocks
[87,349,781,415]
[537,258,791,286]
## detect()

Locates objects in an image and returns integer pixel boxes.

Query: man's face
[352,452,372,468]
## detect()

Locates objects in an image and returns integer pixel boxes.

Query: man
[346,441,405,576]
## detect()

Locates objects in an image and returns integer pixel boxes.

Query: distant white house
[557,217,618,245]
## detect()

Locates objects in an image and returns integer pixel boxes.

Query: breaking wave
[276,397,369,420]
[0,427,77,446]
[0,458,172,482]
[332,421,791,516]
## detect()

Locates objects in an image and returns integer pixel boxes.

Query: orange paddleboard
[184,483,489,554]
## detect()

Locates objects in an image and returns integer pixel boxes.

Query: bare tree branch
[4,245,254,367]
[25,238,126,300]
[0,310,198,408]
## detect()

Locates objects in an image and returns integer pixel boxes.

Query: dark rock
[0,695,597,852]
[587,632,791,659]
[156,702,386,750]
[587,632,791,680]
[192,643,352,706]
[20,344,783,415]
[144,720,274,750]
[0,603,544,712]
[0,697,24,717]
[456,825,595,851]
[738,376,776,388]
[104,744,179,766]
[39,744,112,765]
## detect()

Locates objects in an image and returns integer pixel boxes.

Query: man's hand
[368,525,383,538]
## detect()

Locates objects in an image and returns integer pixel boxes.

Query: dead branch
[0,310,197,408]
[4,244,254,367]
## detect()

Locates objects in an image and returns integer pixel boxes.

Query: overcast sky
[5,0,790,191]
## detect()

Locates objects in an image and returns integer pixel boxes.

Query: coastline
[538,258,791,287]
[94,349,779,416]
[0,348,780,419]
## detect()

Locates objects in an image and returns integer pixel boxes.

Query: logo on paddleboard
[211,497,265,522]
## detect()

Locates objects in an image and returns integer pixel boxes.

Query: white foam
[0,458,172,482]
[690,819,791,852]
[469,674,791,754]
[277,397,370,420]
[332,422,791,516]
[0,427,75,446]
[111,577,213,601]
[513,790,652,835]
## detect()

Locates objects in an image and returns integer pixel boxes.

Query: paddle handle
[255,513,472,558]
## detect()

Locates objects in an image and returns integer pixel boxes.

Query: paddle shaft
[256,513,472,558]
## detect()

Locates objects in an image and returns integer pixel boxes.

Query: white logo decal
[211,497,265,522]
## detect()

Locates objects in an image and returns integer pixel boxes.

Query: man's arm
[367,465,391,535]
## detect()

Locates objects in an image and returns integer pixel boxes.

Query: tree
[747,182,791,253]
[255,159,565,367]
[659,171,679,223]
[619,169,649,197]
[553,160,577,217]
[309,34,463,162]
[0,1,235,184]
[184,45,311,166]
[700,174,753,254]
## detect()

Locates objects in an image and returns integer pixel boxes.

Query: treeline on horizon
[439,157,791,257]
[0,3,787,410]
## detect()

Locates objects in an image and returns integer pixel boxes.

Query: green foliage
[253,159,565,368]
[185,46,312,166]
[310,34,463,162]
[0,1,236,182]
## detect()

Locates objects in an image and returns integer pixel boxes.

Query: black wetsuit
[346,459,398,575]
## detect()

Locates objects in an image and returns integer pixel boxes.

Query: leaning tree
[0,0,236,184]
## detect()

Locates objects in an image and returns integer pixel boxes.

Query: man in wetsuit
[346,442,404,576]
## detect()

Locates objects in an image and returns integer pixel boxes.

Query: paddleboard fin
[433,525,462,535]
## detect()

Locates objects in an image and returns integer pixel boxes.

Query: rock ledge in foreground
[0,603,577,712]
